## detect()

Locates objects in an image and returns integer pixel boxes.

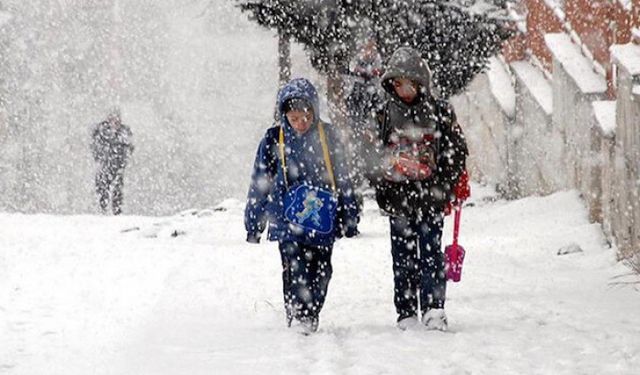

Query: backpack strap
[278,123,336,193]
[278,126,288,188]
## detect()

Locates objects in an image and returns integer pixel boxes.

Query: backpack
[279,123,339,246]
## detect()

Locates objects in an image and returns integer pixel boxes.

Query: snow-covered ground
[2,185,639,374]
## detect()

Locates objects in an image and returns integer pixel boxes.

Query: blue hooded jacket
[244,78,359,246]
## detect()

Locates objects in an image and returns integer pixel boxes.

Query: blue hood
[277,78,321,128]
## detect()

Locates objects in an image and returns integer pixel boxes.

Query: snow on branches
[237,0,513,97]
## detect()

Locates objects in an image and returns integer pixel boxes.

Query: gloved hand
[445,170,470,216]
[344,226,360,238]
[246,232,261,244]
[454,170,471,202]
[444,200,458,216]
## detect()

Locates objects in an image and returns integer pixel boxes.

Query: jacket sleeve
[330,130,360,238]
[435,104,468,200]
[377,101,391,146]
[244,129,278,242]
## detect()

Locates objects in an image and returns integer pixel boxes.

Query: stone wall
[511,61,558,196]
[451,58,516,196]
[611,44,640,259]
[457,38,640,261]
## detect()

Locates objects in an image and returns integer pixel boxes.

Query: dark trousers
[96,166,125,215]
[278,241,333,324]
[389,213,446,320]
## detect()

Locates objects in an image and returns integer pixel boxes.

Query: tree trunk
[278,31,291,88]
[274,31,291,122]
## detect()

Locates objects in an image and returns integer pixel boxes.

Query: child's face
[286,109,314,134]
[392,77,419,103]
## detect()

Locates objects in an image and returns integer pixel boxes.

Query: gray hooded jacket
[373,47,468,219]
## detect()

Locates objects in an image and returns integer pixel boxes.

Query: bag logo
[285,185,337,235]
[296,190,324,226]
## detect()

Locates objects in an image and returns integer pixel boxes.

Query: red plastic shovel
[445,206,465,282]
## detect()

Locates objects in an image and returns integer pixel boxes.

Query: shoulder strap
[278,126,288,188]
[278,123,337,193]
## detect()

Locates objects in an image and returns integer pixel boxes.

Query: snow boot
[422,309,448,331]
[285,304,293,328]
[396,315,419,331]
[290,317,319,335]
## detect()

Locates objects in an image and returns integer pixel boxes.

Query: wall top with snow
[591,101,616,138]
[486,58,516,119]
[611,44,640,77]
[510,61,553,116]
[545,33,607,95]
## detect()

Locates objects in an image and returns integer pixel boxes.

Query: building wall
[516,0,638,96]
[565,0,635,94]
[524,0,563,71]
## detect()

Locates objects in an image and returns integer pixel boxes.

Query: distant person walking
[345,37,385,196]
[91,107,134,215]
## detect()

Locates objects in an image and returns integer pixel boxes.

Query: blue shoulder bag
[279,123,338,245]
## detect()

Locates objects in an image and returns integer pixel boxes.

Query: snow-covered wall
[611,44,640,258]
[457,37,640,262]
[510,60,558,196]
[452,58,515,195]
[546,33,608,199]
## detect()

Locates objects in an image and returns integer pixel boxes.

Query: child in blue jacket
[244,78,359,335]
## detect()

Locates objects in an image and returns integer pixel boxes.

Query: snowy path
[2,186,639,374]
